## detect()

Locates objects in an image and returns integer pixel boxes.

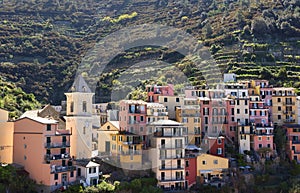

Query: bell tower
[65,75,94,159]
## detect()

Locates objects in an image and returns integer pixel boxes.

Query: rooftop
[68,75,92,93]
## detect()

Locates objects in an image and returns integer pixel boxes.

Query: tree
[251,17,268,36]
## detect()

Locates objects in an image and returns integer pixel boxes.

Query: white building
[76,160,101,187]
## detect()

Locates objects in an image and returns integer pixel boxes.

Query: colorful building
[284,124,300,163]
[175,98,201,146]
[196,154,228,184]
[252,125,274,157]
[0,108,14,163]
[158,96,184,120]
[146,84,174,103]
[110,131,143,170]
[272,88,298,126]
[14,116,76,192]
[149,120,187,191]
[184,155,197,188]
[97,121,119,154]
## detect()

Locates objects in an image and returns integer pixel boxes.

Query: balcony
[159,155,184,160]
[154,131,187,137]
[45,153,70,161]
[181,113,200,117]
[45,142,70,148]
[50,165,75,174]
[294,151,300,154]
[283,102,295,106]
[283,111,295,114]
[160,144,183,149]
[159,166,184,170]
[292,140,300,144]
[121,150,141,155]
[284,119,296,123]
[160,177,184,182]
[128,120,140,124]
[122,140,141,145]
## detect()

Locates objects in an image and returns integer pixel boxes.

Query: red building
[146,84,174,103]
[208,136,225,157]
[184,155,197,188]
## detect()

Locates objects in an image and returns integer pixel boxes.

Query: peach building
[14,116,76,193]
[0,108,14,163]
[158,95,184,120]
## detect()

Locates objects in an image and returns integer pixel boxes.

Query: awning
[200,170,213,174]
[185,144,202,151]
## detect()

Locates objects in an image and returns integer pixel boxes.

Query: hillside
[0,0,299,105]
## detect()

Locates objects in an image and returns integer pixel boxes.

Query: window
[176,98,180,102]
[245,100,248,105]
[259,144,262,148]
[119,136,123,141]
[186,171,189,176]
[237,109,240,114]
[47,124,51,131]
[278,106,281,111]
[267,144,271,148]
[267,136,270,141]
[24,144,27,149]
[24,155,27,160]
[217,138,222,144]
[277,98,281,102]
[202,160,207,165]
[237,100,240,105]
[245,109,248,114]
[140,127,144,132]
[89,168,92,174]
[83,127,86,135]
[217,148,222,155]
[213,160,218,164]
[70,171,74,177]
[93,167,96,173]
[231,108,234,115]
[164,97,168,102]
[258,136,262,141]
[83,101,87,112]
[186,160,189,167]
[205,117,208,124]
[231,117,234,122]
[112,136,116,141]
[112,144,116,150]
[140,116,144,122]
[54,173,58,180]
[70,102,74,113]
[278,115,281,120]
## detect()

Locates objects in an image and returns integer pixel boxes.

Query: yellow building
[0,108,14,163]
[175,98,201,146]
[110,131,143,170]
[196,154,228,183]
[97,121,119,154]
[158,96,184,120]
[272,88,298,125]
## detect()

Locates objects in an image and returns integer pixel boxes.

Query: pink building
[249,96,269,125]
[284,124,300,163]
[146,84,174,102]
[252,125,274,156]
[225,98,238,143]
[119,100,147,142]
[14,117,76,192]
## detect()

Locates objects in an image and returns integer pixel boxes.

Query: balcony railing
[292,140,300,144]
[159,154,184,160]
[128,120,140,124]
[154,131,187,137]
[294,151,300,154]
[160,177,184,182]
[45,142,70,148]
[283,102,295,106]
[121,150,141,155]
[181,113,200,117]
[45,154,70,161]
[284,119,296,123]
[283,111,295,114]
[160,144,183,149]
[159,166,184,170]
[122,140,141,145]
[50,165,75,174]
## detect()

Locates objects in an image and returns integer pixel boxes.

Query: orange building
[14,116,76,192]
[0,108,14,163]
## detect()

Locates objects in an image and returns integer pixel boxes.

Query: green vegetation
[0,77,40,119]
[0,165,37,193]
[0,0,299,103]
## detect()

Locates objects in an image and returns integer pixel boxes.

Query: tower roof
[68,75,92,93]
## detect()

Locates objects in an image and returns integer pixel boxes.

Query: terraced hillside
[0,0,299,105]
